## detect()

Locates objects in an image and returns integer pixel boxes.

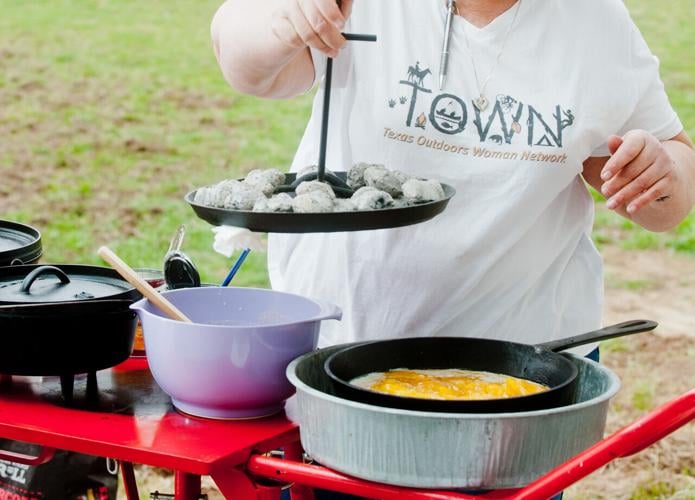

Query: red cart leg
[175,472,201,500]
[119,462,140,500]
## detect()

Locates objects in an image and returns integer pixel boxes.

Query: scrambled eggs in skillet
[352,369,548,400]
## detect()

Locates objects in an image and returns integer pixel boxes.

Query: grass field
[1,0,694,286]
[0,0,313,285]
[1,2,694,499]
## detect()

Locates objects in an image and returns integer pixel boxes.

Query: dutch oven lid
[0,265,135,304]
[0,220,42,266]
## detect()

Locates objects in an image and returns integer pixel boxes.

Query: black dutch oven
[0,265,142,401]
[0,220,42,266]
[325,320,657,413]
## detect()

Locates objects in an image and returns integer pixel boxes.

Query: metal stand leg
[120,462,140,500]
[175,472,201,500]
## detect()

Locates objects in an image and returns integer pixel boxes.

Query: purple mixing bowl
[130,286,341,419]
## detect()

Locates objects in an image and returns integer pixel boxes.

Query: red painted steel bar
[248,455,496,500]
[175,471,201,500]
[512,388,695,500]
[0,443,55,466]
[120,461,140,500]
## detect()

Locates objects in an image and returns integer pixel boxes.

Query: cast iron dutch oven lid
[0,220,42,266]
[0,264,137,304]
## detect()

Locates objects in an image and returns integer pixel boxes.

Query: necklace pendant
[473,95,489,111]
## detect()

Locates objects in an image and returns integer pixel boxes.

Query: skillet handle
[537,319,658,353]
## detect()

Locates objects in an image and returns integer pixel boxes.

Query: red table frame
[0,359,299,500]
[0,359,692,500]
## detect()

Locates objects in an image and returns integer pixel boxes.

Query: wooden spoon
[98,246,192,323]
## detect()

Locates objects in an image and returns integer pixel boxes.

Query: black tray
[185,172,455,233]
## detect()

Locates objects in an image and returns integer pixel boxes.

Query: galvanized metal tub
[285,345,620,489]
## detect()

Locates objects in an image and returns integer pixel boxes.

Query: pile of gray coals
[193,164,445,213]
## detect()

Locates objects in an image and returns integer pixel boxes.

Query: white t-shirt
[267,0,682,353]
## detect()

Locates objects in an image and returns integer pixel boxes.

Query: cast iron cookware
[0,265,139,304]
[186,33,455,233]
[0,265,141,401]
[0,220,42,266]
[324,320,657,412]
[0,300,136,375]
[186,172,456,233]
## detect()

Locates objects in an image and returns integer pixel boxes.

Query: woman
[212,0,694,497]
[212,0,694,355]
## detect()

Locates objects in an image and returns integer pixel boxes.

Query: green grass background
[0,0,693,288]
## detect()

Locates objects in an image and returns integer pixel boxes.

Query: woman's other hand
[272,0,353,58]
[583,130,695,232]
[600,130,680,214]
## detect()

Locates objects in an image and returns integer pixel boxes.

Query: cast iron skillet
[324,320,657,413]
[186,172,456,233]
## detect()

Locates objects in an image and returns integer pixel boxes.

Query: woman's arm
[582,130,695,232]
[211,0,352,99]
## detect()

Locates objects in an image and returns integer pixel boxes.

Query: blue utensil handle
[222,248,251,286]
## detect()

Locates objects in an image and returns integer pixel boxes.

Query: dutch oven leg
[60,374,74,404]
[87,371,99,401]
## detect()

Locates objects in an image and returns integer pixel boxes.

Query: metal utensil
[439,0,456,89]
[163,225,201,289]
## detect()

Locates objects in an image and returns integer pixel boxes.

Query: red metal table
[0,359,301,500]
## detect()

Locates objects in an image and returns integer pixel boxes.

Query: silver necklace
[460,0,523,111]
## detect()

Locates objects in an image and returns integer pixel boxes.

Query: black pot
[0,265,142,399]
[0,220,42,266]
[0,300,137,376]
[324,320,657,413]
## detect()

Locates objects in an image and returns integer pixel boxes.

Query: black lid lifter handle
[20,266,71,294]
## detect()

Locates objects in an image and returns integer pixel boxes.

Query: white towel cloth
[212,226,266,256]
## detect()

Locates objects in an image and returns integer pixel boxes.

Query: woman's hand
[600,130,679,214]
[582,129,695,232]
[271,0,353,58]
[212,0,353,98]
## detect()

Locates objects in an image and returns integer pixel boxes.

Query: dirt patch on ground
[566,333,695,499]
[564,247,695,499]
[602,246,695,339]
